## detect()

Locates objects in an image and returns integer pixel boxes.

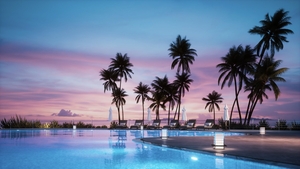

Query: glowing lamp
[162,129,168,139]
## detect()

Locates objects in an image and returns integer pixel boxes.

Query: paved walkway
[139,130,300,168]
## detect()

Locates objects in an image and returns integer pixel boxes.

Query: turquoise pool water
[0,129,284,169]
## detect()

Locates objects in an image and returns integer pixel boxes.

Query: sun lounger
[162,119,179,129]
[196,119,214,130]
[147,119,161,129]
[115,120,128,129]
[179,119,196,130]
[130,120,143,129]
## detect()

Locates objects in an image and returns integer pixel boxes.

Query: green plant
[258,119,270,129]
[110,121,118,129]
[291,121,300,130]
[275,119,288,130]
[49,120,61,128]
[62,122,73,128]
[76,121,86,128]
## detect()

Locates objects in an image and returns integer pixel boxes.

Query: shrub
[62,122,73,128]
[275,119,288,130]
[291,121,300,130]
[49,120,61,128]
[110,121,118,129]
[258,119,270,129]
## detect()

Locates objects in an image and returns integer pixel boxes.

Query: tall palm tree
[111,88,128,123]
[216,45,256,124]
[168,35,197,74]
[244,55,288,125]
[109,53,134,88]
[202,90,223,125]
[249,8,293,64]
[109,53,133,117]
[172,72,193,121]
[99,68,119,92]
[134,82,151,124]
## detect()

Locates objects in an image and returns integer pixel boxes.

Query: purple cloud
[51,109,81,117]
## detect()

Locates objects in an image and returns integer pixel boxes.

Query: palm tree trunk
[247,95,259,125]
[168,103,171,125]
[233,76,242,124]
[142,100,145,125]
[173,104,178,120]
[213,107,216,125]
[230,98,237,122]
[177,91,182,121]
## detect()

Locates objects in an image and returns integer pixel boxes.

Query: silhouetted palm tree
[172,72,193,120]
[100,68,119,92]
[109,53,134,88]
[244,55,288,125]
[249,8,293,64]
[164,83,179,125]
[149,90,166,120]
[134,82,151,124]
[109,53,133,118]
[150,76,169,120]
[202,90,223,125]
[168,35,197,74]
[216,45,256,124]
[111,88,128,123]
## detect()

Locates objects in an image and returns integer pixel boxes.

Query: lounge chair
[196,119,214,130]
[179,119,196,130]
[115,120,128,129]
[130,120,143,129]
[162,119,179,129]
[147,119,161,130]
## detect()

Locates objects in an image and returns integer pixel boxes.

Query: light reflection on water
[0,129,283,169]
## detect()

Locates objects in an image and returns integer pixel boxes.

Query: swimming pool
[0,129,284,169]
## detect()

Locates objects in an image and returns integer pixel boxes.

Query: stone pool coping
[136,130,300,168]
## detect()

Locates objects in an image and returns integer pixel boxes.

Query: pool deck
[139,130,300,168]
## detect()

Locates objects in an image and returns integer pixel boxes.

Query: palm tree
[109,53,134,88]
[150,76,169,120]
[149,90,166,120]
[168,35,197,74]
[99,68,119,92]
[111,88,128,123]
[249,8,293,64]
[164,83,179,125]
[244,55,288,125]
[109,53,133,117]
[134,82,151,124]
[172,72,193,121]
[202,90,223,125]
[216,45,256,124]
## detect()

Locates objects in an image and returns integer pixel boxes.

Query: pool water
[0,129,284,169]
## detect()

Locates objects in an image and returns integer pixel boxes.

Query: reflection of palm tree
[134,82,151,124]
[216,45,256,124]
[249,8,293,64]
[100,68,118,92]
[168,35,197,74]
[202,90,223,124]
[244,55,288,125]
[112,88,128,123]
[172,72,193,120]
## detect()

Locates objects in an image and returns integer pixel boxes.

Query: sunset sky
[0,0,299,124]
